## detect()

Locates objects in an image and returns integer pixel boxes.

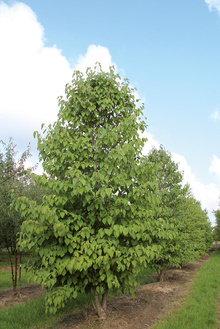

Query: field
[0,247,220,329]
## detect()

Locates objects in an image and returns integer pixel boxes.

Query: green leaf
[100,273,105,281]
[13,65,212,317]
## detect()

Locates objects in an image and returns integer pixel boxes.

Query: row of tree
[1,66,213,318]
[213,208,220,242]
[0,138,47,293]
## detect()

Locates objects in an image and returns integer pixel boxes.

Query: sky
[0,0,220,224]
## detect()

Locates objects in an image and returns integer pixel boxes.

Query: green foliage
[0,138,49,252]
[0,138,32,251]
[146,147,212,279]
[212,209,220,242]
[146,146,187,277]
[0,138,48,294]
[180,190,213,259]
[16,65,161,316]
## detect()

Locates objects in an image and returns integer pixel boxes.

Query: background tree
[0,138,46,295]
[0,138,33,294]
[213,208,220,243]
[16,66,163,319]
[180,190,212,259]
[147,146,192,281]
[147,147,212,281]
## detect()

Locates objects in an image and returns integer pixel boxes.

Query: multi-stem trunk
[91,287,108,319]
[7,248,22,297]
[8,247,16,293]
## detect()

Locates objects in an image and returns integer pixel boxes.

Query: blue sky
[0,0,220,223]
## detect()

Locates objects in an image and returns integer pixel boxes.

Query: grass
[0,249,32,290]
[3,250,220,329]
[152,247,220,329]
[0,266,156,329]
[0,269,30,290]
[0,294,90,329]
[0,250,30,268]
[137,266,156,285]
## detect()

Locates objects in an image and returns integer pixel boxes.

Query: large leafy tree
[147,146,187,281]
[16,66,161,318]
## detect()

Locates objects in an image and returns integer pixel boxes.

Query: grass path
[152,247,220,329]
[0,249,220,329]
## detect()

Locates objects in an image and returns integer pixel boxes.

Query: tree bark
[8,248,21,297]
[8,248,16,292]
[18,254,22,297]
[14,249,18,291]
[101,288,108,313]
[159,268,165,282]
[93,288,108,319]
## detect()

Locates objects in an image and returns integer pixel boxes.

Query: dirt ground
[53,257,209,329]
[0,265,13,272]
[0,283,45,309]
[0,253,213,329]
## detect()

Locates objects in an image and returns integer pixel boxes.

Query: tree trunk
[8,248,21,297]
[159,268,165,282]
[14,249,18,291]
[8,248,16,293]
[18,254,22,297]
[101,288,108,313]
[92,287,108,319]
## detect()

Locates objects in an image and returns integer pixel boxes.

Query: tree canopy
[213,208,220,242]
[14,66,213,318]
[146,147,212,280]
[146,146,186,279]
[0,138,32,252]
[16,66,162,318]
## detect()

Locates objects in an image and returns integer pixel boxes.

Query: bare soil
[0,252,215,329]
[0,284,45,309]
[0,265,11,272]
[53,256,209,329]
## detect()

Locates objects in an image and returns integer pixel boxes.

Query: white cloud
[142,131,160,155]
[210,109,220,121]
[75,44,143,106]
[205,0,220,14]
[0,2,117,152]
[24,160,43,176]
[172,153,219,224]
[1,2,219,225]
[141,135,220,225]
[0,2,72,138]
[209,155,220,179]
[75,45,116,74]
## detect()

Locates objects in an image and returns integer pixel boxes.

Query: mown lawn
[1,249,220,329]
[0,269,31,290]
[0,250,32,290]
[152,247,220,329]
[0,250,30,268]
[0,257,156,329]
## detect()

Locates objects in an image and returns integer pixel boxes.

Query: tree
[213,208,220,243]
[147,148,213,281]
[16,66,161,318]
[180,190,212,258]
[0,138,33,294]
[147,146,188,281]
